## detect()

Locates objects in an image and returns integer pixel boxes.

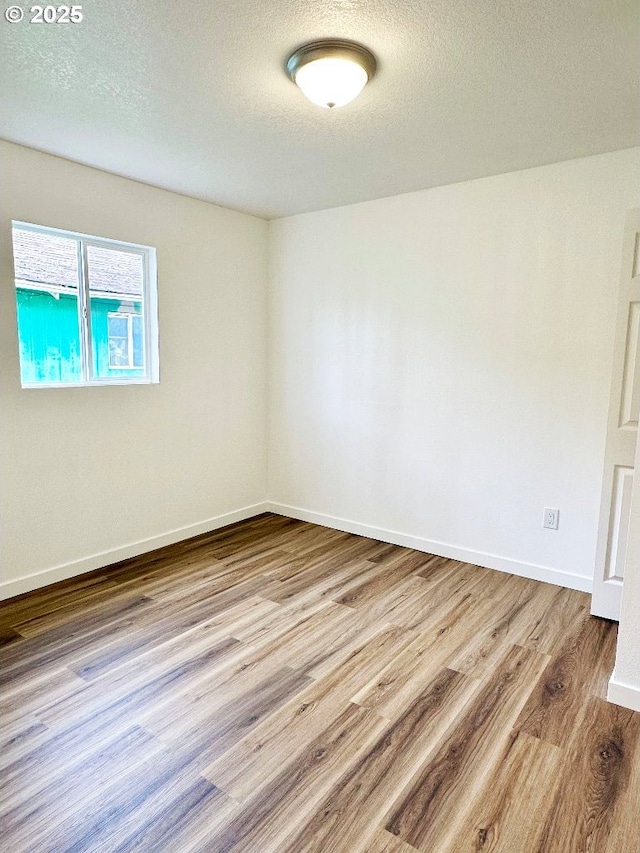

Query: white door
[592,209,640,620]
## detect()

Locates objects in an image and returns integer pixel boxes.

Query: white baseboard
[2,500,594,601]
[607,673,640,712]
[266,502,593,594]
[0,502,270,600]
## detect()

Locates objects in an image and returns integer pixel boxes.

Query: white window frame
[13,221,159,388]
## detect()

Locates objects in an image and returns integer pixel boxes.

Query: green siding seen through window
[16,289,83,384]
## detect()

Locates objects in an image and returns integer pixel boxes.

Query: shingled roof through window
[12,228,143,298]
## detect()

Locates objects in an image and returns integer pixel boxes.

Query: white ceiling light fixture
[286,39,377,109]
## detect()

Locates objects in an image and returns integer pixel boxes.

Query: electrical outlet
[543,507,559,530]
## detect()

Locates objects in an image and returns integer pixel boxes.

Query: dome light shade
[294,57,368,108]
[286,40,377,109]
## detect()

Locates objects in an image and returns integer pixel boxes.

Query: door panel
[619,301,640,428]
[604,465,634,582]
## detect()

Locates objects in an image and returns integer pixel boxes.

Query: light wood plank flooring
[1,513,638,852]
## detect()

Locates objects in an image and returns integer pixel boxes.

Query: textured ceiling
[1,0,638,218]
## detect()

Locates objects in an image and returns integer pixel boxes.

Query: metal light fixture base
[286,39,377,84]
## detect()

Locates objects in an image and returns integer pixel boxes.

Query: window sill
[21,378,159,389]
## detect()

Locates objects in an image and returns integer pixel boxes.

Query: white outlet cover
[543,508,560,529]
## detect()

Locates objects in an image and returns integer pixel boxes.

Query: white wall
[4,143,639,603]
[0,141,268,598]
[268,148,640,590]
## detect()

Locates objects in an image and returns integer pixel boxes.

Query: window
[11,222,159,387]
[107,313,144,369]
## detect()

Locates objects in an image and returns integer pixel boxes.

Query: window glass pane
[132,314,144,368]
[87,246,145,378]
[109,316,128,339]
[107,314,130,367]
[12,227,82,385]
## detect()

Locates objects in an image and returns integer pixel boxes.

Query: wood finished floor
[1,513,639,853]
